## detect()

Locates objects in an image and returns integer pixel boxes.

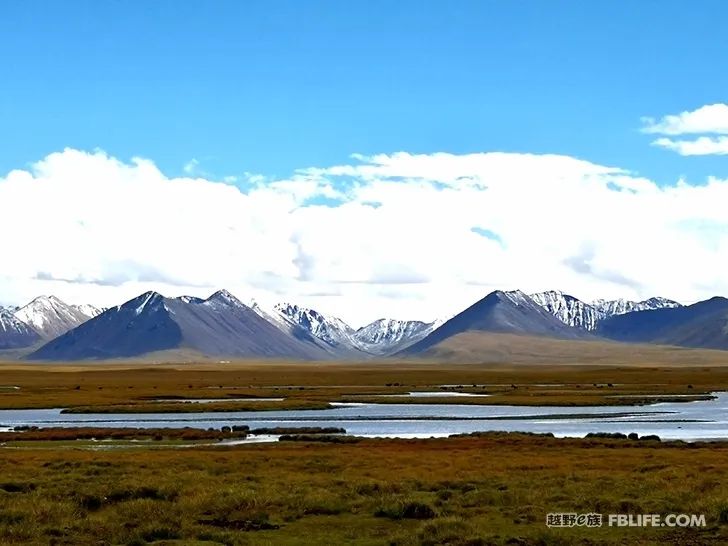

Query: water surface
[1,393,726,441]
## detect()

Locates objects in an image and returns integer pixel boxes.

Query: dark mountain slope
[28,290,331,360]
[598,296,728,349]
[0,307,41,349]
[403,290,592,355]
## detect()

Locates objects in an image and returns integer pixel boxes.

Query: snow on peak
[206,289,246,308]
[353,318,436,353]
[13,295,101,339]
[1,307,30,334]
[502,290,533,306]
[530,291,683,330]
[131,291,166,315]
[73,303,103,318]
[178,295,205,304]
[0,306,39,347]
[591,297,682,317]
[530,290,601,330]
[273,302,354,347]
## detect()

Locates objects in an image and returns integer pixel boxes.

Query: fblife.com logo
[546,513,706,528]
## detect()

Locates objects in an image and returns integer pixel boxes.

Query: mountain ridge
[7,287,728,361]
[529,291,683,331]
[0,307,41,349]
[403,290,594,356]
[28,291,332,361]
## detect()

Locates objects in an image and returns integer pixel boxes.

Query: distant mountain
[530,291,682,331]
[404,290,591,355]
[14,296,101,340]
[20,286,728,360]
[0,307,41,349]
[598,296,728,349]
[29,290,331,361]
[274,303,357,352]
[259,303,437,356]
[591,297,682,317]
[530,291,602,330]
[353,318,438,355]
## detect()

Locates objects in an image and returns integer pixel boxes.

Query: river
[1,393,726,441]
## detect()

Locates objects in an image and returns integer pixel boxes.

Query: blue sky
[2,1,727,184]
[2,2,728,323]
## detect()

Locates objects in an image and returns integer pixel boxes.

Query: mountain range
[530,290,681,331]
[0,296,100,349]
[0,307,40,349]
[13,296,102,340]
[3,288,728,361]
[30,291,332,360]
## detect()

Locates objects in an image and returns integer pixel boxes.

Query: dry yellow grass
[2,359,728,408]
[0,434,726,545]
[1,356,727,544]
[420,332,728,365]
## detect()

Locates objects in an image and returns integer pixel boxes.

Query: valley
[1,361,727,545]
[3,292,728,544]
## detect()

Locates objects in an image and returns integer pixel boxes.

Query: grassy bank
[61,399,332,413]
[0,426,248,443]
[1,362,727,410]
[0,433,726,545]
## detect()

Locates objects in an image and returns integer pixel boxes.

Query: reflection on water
[1,393,726,441]
[357,391,491,398]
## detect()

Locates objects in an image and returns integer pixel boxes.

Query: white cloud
[643,104,728,156]
[652,136,728,156]
[2,148,728,327]
[642,103,728,135]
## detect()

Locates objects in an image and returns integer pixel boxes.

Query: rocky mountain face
[530,291,682,331]
[251,302,438,356]
[274,303,357,351]
[530,291,602,331]
[352,318,438,355]
[597,296,728,349]
[29,290,332,361]
[12,286,728,360]
[403,290,593,356]
[591,297,682,317]
[0,307,41,349]
[13,296,101,340]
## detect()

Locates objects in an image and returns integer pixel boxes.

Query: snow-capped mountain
[13,296,102,340]
[29,290,333,361]
[591,297,682,317]
[0,306,41,349]
[597,296,728,349]
[255,301,441,356]
[353,318,438,354]
[274,303,357,350]
[403,289,593,357]
[530,290,602,331]
[248,300,291,330]
[530,292,683,331]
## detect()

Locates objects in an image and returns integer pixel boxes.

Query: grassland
[2,360,728,410]
[1,360,728,544]
[0,433,725,545]
[418,332,728,365]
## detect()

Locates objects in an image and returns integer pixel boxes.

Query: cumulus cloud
[2,148,728,326]
[652,136,728,156]
[643,104,728,155]
[642,103,728,135]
